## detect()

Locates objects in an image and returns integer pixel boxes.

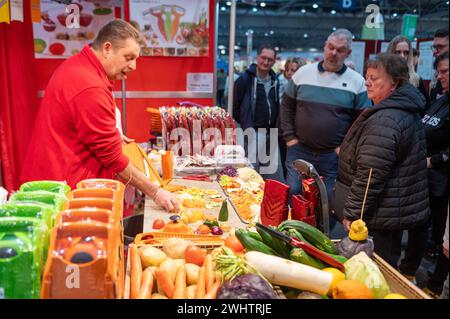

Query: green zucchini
[278,220,338,255]
[290,247,325,269]
[246,230,263,242]
[235,229,279,256]
[256,226,291,259]
[323,252,348,264]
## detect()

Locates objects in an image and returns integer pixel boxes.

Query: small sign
[401,14,418,41]
[187,73,213,93]
[0,287,4,299]
[339,0,356,11]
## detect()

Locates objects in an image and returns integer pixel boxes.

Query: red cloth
[0,10,39,192]
[21,46,129,189]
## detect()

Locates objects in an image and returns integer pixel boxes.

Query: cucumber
[246,230,263,242]
[278,220,338,255]
[290,247,325,269]
[323,252,348,264]
[256,226,291,259]
[235,229,279,256]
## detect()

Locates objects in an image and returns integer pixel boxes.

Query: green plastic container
[9,191,66,214]
[19,181,71,196]
[0,217,47,299]
[0,202,53,264]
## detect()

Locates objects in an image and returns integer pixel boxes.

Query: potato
[185,263,200,285]
[173,259,186,269]
[186,285,197,299]
[162,238,193,259]
[139,246,167,268]
[152,293,168,299]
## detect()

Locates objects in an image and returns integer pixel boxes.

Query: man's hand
[335,146,340,156]
[286,139,299,147]
[444,246,449,259]
[342,218,352,232]
[154,189,179,212]
[122,135,135,144]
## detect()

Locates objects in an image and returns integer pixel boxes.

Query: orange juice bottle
[161,150,174,180]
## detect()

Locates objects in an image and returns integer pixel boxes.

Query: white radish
[244,251,333,296]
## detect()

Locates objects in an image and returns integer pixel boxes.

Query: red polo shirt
[21,45,129,189]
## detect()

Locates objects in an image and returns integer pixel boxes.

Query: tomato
[184,245,206,267]
[224,235,244,253]
[195,224,211,235]
[152,219,165,230]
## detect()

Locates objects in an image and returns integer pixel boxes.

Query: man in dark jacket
[233,45,284,181]
[333,54,430,267]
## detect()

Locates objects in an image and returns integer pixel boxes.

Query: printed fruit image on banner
[32,0,116,59]
[130,0,209,57]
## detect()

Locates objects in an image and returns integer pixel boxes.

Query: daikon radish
[244,251,333,296]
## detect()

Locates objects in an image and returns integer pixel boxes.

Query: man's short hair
[92,19,142,50]
[257,45,276,57]
[328,28,353,49]
[434,28,449,39]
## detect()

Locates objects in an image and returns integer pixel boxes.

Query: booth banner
[10,0,23,22]
[32,0,116,59]
[417,41,434,80]
[0,0,10,24]
[130,0,209,57]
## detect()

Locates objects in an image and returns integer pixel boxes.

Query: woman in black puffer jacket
[333,53,430,267]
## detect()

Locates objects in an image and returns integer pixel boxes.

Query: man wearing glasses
[233,45,284,182]
[430,28,449,102]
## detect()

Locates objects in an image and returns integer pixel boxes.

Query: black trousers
[371,229,403,268]
[399,194,448,276]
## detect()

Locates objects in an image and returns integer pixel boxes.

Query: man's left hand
[342,218,352,232]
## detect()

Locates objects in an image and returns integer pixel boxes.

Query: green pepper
[203,219,219,229]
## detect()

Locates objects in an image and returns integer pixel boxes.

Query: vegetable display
[217,274,278,299]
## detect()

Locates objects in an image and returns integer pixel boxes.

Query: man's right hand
[286,139,299,147]
[154,189,179,212]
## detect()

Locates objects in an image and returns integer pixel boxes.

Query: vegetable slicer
[260,180,290,227]
[292,160,330,237]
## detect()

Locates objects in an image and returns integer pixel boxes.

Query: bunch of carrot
[129,244,221,299]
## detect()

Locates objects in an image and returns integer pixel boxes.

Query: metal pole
[120,2,127,135]
[227,0,236,115]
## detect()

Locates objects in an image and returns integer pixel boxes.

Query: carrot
[204,254,214,293]
[155,268,175,298]
[172,265,187,299]
[137,268,154,299]
[195,266,206,299]
[130,244,142,299]
[204,278,220,299]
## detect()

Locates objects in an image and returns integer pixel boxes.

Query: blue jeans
[285,143,339,228]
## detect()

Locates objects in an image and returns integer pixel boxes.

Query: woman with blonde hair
[388,35,429,107]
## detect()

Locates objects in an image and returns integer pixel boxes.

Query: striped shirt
[280,61,371,152]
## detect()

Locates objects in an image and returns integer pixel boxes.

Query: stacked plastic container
[41,179,125,299]
[0,181,70,298]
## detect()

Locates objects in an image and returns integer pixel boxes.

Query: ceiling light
[252,7,258,12]
[303,33,308,38]
[275,47,280,51]
[221,49,226,55]
[296,48,304,52]
[312,4,319,9]
[220,6,226,11]
[218,45,226,50]
[332,27,337,31]
[331,10,336,14]
[226,1,231,5]
[260,2,266,7]
[309,48,318,52]
[234,45,240,50]
[264,32,269,36]
[269,30,274,35]
[301,8,306,13]
[392,13,398,17]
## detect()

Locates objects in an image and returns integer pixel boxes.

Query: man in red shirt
[21,19,178,211]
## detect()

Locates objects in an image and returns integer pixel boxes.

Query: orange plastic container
[41,221,120,299]
[76,179,125,197]
[68,188,116,200]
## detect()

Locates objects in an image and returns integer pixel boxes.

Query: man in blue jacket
[232,45,284,181]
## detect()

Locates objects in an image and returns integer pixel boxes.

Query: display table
[143,178,248,233]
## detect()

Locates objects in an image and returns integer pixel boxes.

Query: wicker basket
[134,231,225,246]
